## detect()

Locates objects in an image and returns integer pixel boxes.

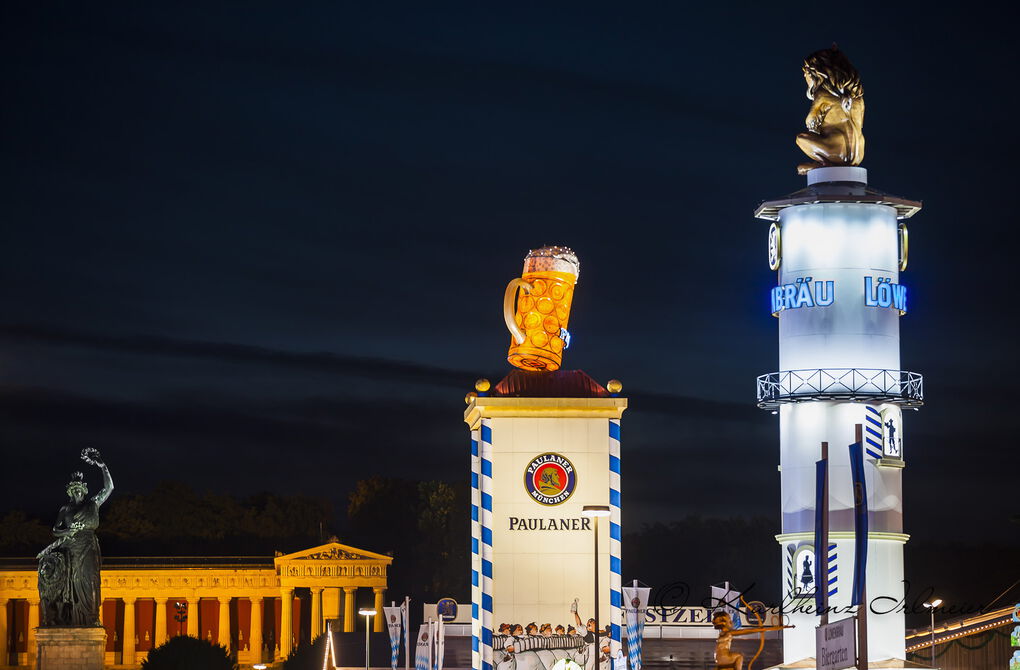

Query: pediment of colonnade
[274,542,392,588]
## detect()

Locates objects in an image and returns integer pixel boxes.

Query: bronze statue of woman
[37,448,113,627]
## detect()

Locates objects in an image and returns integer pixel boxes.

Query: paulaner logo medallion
[525,453,576,505]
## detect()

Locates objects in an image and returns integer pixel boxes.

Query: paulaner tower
[466,247,626,670]
[755,47,923,664]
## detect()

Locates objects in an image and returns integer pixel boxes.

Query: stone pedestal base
[36,627,106,670]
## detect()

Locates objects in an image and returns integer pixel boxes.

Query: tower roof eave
[755,183,923,221]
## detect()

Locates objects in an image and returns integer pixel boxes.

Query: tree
[0,511,51,554]
[140,636,235,670]
[282,633,327,670]
[416,481,469,598]
[345,477,469,603]
[96,482,334,555]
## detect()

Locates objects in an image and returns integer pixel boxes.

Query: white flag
[402,599,410,670]
[622,585,651,670]
[384,606,403,670]
[414,624,431,670]
[435,615,446,670]
[710,582,742,630]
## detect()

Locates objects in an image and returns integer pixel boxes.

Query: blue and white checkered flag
[384,605,403,670]
[622,585,650,670]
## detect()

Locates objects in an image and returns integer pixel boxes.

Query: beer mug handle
[503,278,533,345]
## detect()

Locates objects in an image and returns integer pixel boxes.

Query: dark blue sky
[1,2,1017,574]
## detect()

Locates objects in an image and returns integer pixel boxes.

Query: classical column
[218,596,232,653]
[27,598,39,667]
[372,588,385,632]
[123,597,137,667]
[325,587,341,623]
[154,598,167,646]
[279,587,294,659]
[0,599,8,667]
[311,588,323,638]
[249,598,263,664]
[186,596,199,638]
[343,587,356,633]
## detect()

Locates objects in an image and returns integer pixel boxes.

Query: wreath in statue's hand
[81,447,103,466]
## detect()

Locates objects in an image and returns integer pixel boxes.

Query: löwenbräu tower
[755,46,924,665]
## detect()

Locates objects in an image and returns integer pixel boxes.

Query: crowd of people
[492,609,623,670]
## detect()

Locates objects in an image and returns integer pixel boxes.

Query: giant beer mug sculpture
[504,246,579,372]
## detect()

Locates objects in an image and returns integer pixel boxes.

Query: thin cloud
[0,323,754,419]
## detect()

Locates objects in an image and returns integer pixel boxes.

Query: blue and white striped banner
[827,543,838,598]
[470,428,481,670]
[384,605,403,670]
[480,420,495,670]
[622,585,650,670]
[608,419,623,654]
[864,406,883,459]
[415,625,431,670]
[785,544,796,595]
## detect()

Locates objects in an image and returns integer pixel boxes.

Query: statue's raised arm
[81,447,113,507]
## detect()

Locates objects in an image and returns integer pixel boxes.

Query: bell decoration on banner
[504,246,579,372]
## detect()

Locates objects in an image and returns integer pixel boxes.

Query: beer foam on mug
[523,246,580,279]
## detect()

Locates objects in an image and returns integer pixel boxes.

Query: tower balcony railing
[756,368,923,409]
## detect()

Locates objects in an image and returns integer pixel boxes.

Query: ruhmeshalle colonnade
[0,542,390,668]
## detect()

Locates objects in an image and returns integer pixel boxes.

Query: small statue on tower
[712,611,791,670]
[795,45,865,175]
[800,554,814,594]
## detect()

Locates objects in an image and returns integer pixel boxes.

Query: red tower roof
[493,370,609,398]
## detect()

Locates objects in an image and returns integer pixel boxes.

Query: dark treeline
[2,479,1012,630]
[0,477,470,606]
[0,482,333,556]
[624,516,782,608]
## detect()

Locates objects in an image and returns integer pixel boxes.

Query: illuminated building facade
[756,166,922,664]
[0,542,390,668]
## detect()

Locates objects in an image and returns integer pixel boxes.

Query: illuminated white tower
[755,166,922,664]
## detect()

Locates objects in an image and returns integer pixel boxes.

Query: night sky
[2,3,1017,600]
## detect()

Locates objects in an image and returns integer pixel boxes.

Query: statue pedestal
[36,627,106,670]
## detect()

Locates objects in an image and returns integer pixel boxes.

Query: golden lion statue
[796,46,865,175]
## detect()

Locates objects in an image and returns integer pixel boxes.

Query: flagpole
[428,619,434,670]
[405,596,411,670]
[854,424,869,669]
[437,612,444,670]
[819,441,829,627]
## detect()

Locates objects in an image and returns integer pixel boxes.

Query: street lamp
[582,505,611,669]
[923,598,942,669]
[173,601,187,637]
[360,608,377,670]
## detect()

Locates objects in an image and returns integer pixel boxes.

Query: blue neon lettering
[863,276,908,313]
[815,281,834,306]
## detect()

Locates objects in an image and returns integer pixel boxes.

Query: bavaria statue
[36,447,114,627]
[795,45,865,175]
